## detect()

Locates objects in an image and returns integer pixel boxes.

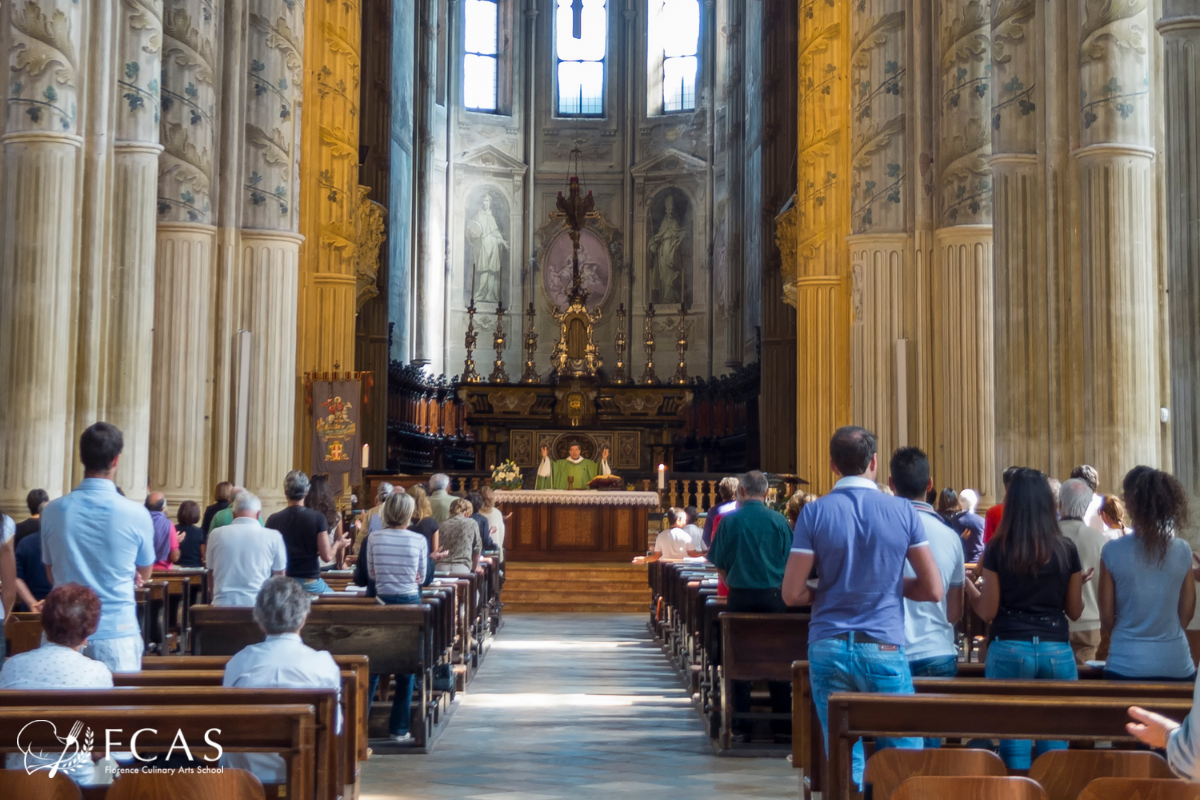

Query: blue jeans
[297,576,332,594]
[908,655,958,748]
[809,635,923,789]
[368,593,422,736]
[985,638,1077,769]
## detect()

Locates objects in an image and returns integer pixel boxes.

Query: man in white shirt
[651,509,695,561]
[222,576,342,783]
[890,446,965,748]
[1071,464,1107,533]
[208,492,287,606]
[683,507,706,553]
[1059,478,1108,663]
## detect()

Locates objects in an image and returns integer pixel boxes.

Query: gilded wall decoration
[158,0,217,223]
[355,186,386,310]
[850,2,905,234]
[7,0,82,135]
[938,0,993,226]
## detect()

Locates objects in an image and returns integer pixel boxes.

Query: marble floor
[359,613,797,800]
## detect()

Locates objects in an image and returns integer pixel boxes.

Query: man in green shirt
[705,469,793,738]
[210,486,263,530]
[534,444,610,490]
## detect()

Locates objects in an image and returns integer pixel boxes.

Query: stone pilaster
[106,0,164,498]
[0,0,84,512]
[848,0,907,480]
[1159,3,1200,516]
[413,0,442,368]
[151,0,220,507]
[1075,0,1160,489]
[932,0,995,497]
[792,0,852,494]
[297,0,361,471]
[240,0,305,511]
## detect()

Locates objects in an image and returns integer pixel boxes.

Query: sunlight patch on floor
[487,639,643,651]
[460,692,693,708]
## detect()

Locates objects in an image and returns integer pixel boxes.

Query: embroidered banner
[312,380,361,484]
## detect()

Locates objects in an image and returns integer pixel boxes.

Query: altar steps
[502,562,651,613]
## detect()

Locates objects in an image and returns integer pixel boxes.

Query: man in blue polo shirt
[782,426,944,787]
[41,422,155,672]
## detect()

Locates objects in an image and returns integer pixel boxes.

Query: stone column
[296,0,362,471]
[151,0,221,508]
[932,0,995,497]
[991,0,1055,479]
[107,0,164,498]
[239,0,305,512]
[413,0,442,367]
[0,0,84,512]
[848,0,908,481]
[789,0,852,494]
[1159,3,1200,510]
[1075,0,1160,487]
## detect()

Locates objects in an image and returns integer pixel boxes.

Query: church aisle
[360,614,796,800]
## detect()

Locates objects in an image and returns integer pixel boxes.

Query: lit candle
[362,443,369,471]
[658,464,665,490]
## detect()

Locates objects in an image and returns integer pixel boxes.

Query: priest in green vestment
[534,444,611,490]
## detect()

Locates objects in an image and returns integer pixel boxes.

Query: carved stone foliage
[242,0,305,231]
[158,0,217,223]
[990,0,1036,153]
[773,200,798,307]
[850,0,906,234]
[1078,0,1150,147]
[7,0,83,135]
[937,0,992,227]
[118,0,163,143]
[355,186,386,310]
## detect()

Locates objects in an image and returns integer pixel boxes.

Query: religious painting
[463,185,511,306]
[647,187,692,306]
[543,227,611,312]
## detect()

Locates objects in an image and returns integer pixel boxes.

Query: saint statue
[535,444,613,490]
[648,194,685,304]
[466,194,508,303]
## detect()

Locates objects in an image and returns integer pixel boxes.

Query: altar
[494,489,660,562]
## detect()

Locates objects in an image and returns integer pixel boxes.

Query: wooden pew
[190,604,435,747]
[0,688,337,800]
[3,610,43,656]
[822,693,1195,800]
[0,705,316,800]
[718,611,810,751]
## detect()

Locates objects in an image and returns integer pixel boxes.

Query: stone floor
[359,613,797,800]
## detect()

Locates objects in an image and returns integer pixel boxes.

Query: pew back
[1078,778,1200,800]
[865,749,1007,800]
[1028,750,1174,800]
[892,776,1048,800]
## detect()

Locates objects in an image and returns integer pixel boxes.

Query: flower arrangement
[490,459,523,490]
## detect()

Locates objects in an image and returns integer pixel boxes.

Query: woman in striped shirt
[366,492,428,743]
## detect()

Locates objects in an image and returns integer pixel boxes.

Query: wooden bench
[718,611,810,751]
[0,705,316,800]
[0,688,337,800]
[823,693,1196,800]
[3,610,43,656]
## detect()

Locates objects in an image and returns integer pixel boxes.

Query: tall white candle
[658,464,665,489]
[362,443,370,471]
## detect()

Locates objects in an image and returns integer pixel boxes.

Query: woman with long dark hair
[1098,466,1195,681]
[935,487,960,527]
[964,468,1086,769]
[306,473,349,569]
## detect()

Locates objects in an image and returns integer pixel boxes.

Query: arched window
[556,0,607,117]
[464,0,500,111]
[649,0,699,114]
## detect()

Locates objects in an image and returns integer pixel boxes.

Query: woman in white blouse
[0,583,112,782]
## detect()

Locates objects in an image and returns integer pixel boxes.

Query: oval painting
[543,228,611,312]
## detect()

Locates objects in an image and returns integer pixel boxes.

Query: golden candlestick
[521,302,539,383]
[490,303,509,383]
[672,302,689,385]
[612,303,629,385]
[640,303,659,385]
[462,301,482,383]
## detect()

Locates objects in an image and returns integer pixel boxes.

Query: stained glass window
[464,0,499,111]
[651,0,699,113]
[556,0,607,116]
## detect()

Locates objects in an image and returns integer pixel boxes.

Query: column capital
[1072,143,1157,161]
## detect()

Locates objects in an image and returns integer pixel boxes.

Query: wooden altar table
[494,489,661,562]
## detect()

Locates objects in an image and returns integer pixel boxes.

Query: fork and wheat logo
[17,719,95,776]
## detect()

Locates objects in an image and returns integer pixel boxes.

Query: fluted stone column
[1159,3,1200,513]
[240,1,305,512]
[296,0,362,471]
[791,0,852,494]
[107,0,164,498]
[0,0,85,513]
[992,0,1058,478]
[848,0,908,481]
[1076,0,1160,488]
[932,0,995,497]
[151,0,221,508]
[413,0,442,368]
